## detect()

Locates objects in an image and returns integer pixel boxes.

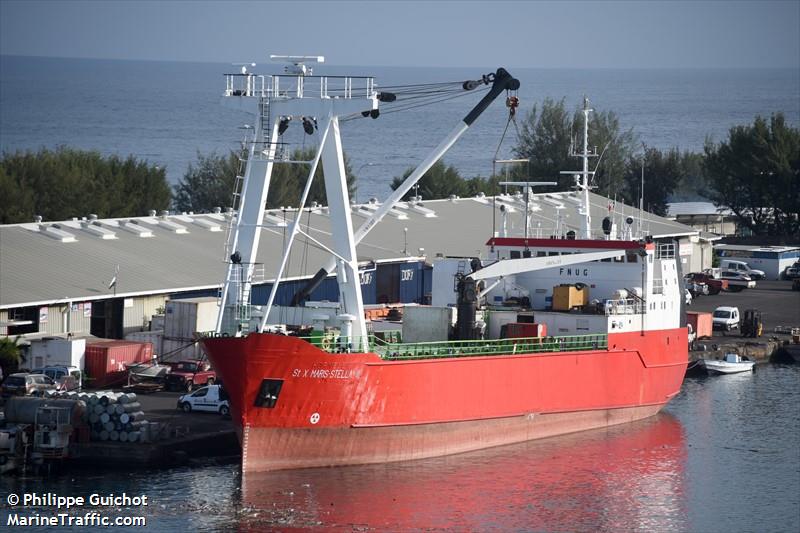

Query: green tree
[623,146,692,217]
[578,108,636,198]
[512,98,572,189]
[173,151,239,212]
[512,98,635,197]
[390,160,475,200]
[703,114,800,236]
[0,336,24,378]
[174,148,357,212]
[0,147,170,223]
[268,147,356,209]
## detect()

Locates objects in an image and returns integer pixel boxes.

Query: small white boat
[699,353,755,375]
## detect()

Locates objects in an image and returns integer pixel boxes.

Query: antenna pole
[581,96,592,239]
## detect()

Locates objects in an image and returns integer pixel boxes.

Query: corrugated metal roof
[0,192,696,308]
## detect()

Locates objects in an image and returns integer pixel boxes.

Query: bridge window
[510,250,521,259]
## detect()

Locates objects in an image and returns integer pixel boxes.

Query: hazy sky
[1,1,798,68]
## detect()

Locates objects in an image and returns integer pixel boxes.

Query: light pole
[355,163,375,204]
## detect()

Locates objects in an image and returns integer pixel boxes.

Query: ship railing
[603,298,645,315]
[224,73,376,100]
[368,334,608,360]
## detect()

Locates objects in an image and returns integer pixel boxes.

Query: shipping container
[552,284,589,311]
[124,330,164,357]
[29,336,86,370]
[502,322,547,339]
[161,338,205,363]
[84,340,153,388]
[360,267,377,305]
[164,297,218,339]
[686,311,713,339]
[398,261,424,304]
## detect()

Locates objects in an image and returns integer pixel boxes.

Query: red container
[504,322,547,339]
[84,340,153,388]
[686,311,713,339]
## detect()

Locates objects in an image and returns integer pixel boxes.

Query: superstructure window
[255,379,284,408]
[510,250,521,259]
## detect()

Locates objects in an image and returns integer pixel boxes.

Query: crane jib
[289,68,520,307]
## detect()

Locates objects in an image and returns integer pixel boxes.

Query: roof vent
[160,210,170,218]
[34,215,43,223]
[88,213,98,221]
[43,224,77,243]
[149,210,157,217]
[120,220,154,237]
[213,207,222,214]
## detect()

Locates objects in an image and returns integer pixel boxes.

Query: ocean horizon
[2,54,798,202]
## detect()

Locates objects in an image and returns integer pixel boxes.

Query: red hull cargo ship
[202,59,688,472]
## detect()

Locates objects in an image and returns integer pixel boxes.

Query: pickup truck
[686,272,728,295]
[164,360,216,392]
[177,384,230,416]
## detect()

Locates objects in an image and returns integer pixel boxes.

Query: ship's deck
[303,333,609,360]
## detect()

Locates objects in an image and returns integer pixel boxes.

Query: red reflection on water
[239,414,686,531]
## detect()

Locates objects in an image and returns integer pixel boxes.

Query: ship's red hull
[201,328,687,472]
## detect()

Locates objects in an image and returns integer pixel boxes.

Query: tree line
[1,104,797,236]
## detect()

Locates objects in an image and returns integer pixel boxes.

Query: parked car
[718,271,756,292]
[29,365,82,392]
[689,272,729,295]
[782,262,800,280]
[719,259,765,281]
[712,306,740,332]
[165,360,216,392]
[1,373,58,397]
[177,384,230,416]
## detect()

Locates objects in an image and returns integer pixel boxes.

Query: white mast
[216,56,377,347]
[559,96,596,239]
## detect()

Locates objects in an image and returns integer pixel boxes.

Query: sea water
[1,56,798,202]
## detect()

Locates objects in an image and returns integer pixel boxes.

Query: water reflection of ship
[238,414,687,531]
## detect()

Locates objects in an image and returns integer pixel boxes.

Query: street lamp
[355,162,376,204]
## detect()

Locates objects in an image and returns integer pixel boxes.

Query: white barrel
[89,413,99,424]
[612,289,629,300]
[93,404,104,415]
[123,411,145,423]
[122,402,141,413]
[115,404,125,416]
[109,430,119,441]
[119,431,129,442]
[106,404,117,415]
[104,421,115,432]
[99,430,109,441]
[119,393,138,404]
[128,431,140,443]
[99,412,110,424]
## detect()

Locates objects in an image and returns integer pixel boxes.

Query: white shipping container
[401,306,453,343]
[161,337,205,362]
[29,337,86,370]
[164,297,219,339]
[150,315,165,331]
[124,330,163,358]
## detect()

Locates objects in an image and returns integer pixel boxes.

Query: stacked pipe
[43,390,164,443]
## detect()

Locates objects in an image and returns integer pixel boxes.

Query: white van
[712,306,740,331]
[719,259,765,280]
[177,384,230,416]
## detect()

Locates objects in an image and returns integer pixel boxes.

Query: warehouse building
[1,191,704,342]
